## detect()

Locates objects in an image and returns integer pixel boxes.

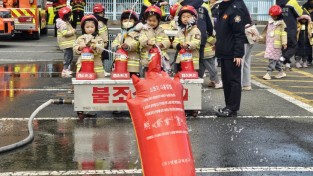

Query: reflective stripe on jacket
[57,20,76,49]
[74,34,105,78]
[173,26,201,69]
[112,31,140,73]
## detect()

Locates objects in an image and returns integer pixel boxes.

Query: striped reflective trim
[94,67,104,73]
[128,60,139,65]
[112,40,119,44]
[11,9,36,23]
[115,58,127,61]
[61,30,68,35]
[73,7,84,11]
[99,28,106,32]
[59,40,75,46]
[286,0,303,16]
[207,36,215,43]
[274,41,281,44]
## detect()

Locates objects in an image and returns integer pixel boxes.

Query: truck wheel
[77,111,85,121]
[41,27,48,35]
[32,27,40,40]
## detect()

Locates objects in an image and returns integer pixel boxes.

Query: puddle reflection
[0,63,75,99]
[0,119,140,172]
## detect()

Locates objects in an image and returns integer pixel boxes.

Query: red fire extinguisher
[147,47,161,73]
[178,48,198,79]
[76,47,96,80]
[111,48,130,80]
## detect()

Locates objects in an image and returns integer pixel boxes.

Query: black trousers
[221,59,242,111]
[53,12,59,37]
[71,11,84,28]
[283,31,297,64]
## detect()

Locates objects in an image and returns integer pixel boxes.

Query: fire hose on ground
[0,99,74,154]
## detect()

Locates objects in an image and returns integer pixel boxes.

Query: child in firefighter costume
[139,5,171,74]
[111,10,141,76]
[74,15,109,78]
[56,7,76,78]
[93,3,110,71]
[173,5,201,71]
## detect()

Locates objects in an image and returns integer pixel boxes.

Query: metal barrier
[244,0,275,21]
[103,32,117,72]
[85,0,143,20]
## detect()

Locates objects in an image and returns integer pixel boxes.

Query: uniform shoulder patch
[234,15,241,23]
[223,14,228,19]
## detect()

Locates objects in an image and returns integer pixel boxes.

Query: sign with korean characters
[126,72,196,176]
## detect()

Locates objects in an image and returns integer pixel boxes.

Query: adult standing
[276,0,303,70]
[70,0,86,29]
[302,0,313,65]
[215,0,246,117]
[210,0,222,67]
[237,0,254,91]
[210,0,222,26]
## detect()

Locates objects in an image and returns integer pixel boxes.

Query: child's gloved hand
[84,34,93,43]
[79,43,86,51]
[147,40,156,46]
[91,44,97,50]
[181,43,188,49]
[121,43,129,50]
[156,42,164,49]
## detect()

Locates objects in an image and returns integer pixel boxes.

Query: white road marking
[1,167,313,175]
[0,59,63,62]
[0,51,62,53]
[1,116,313,121]
[0,88,71,92]
[251,80,313,113]
[0,72,62,74]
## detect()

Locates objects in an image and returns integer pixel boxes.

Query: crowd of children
[56,1,313,84]
[56,2,204,79]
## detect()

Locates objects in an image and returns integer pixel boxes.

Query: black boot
[216,108,237,117]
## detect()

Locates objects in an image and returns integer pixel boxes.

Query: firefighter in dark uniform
[180,0,214,79]
[276,0,303,70]
[49,0,67,37]
[302,0,313,65]
[139,0,170,22]
[70,0,86,28]
[215,0,246,117]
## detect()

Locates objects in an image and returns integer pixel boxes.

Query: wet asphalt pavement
[0,29,313,175]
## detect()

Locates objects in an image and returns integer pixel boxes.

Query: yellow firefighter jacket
[139,26,170,67]
[173,25,201,69]
[57,19,76,50]
[260,19,287,49]
[98,20,108,48]
[204,36,216,59]
[112,31,140,73]
[74,34,105,78]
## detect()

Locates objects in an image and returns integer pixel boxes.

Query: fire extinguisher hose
[0,99,74,153]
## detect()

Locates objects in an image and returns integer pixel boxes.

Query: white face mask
[122,21,134,29]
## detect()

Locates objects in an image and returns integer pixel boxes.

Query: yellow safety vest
[143,0,166,17]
